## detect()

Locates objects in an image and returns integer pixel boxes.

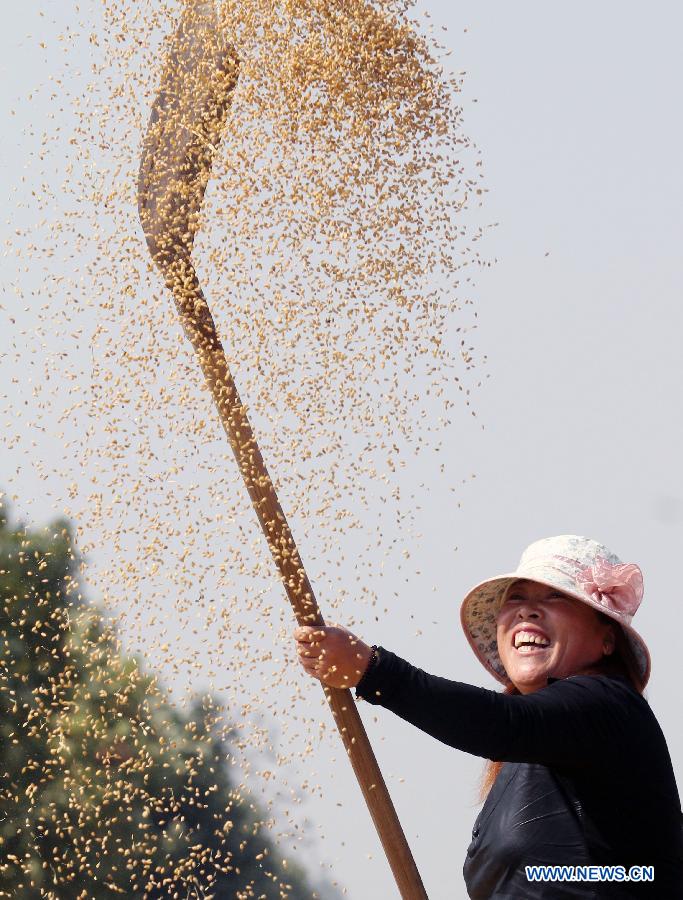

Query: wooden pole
[137,3,427,897]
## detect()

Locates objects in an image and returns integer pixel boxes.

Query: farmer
[294,535,683,897]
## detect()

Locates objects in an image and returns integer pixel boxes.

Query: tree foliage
[0,500,337,898]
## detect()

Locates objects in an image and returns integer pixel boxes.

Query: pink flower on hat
[575,558,644,620]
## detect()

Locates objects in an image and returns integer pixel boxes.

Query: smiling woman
[478,574,645,809]
[294,534,683,898]
[496,580,623,694]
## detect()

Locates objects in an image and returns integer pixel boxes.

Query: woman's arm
[293,626,642,768]
[357,646,639,768]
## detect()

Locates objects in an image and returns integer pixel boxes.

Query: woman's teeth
[514,631,550,651]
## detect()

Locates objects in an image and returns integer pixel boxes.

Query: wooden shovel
[137,2,427,897]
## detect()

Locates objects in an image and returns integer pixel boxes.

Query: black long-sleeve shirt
[356,648,683,898]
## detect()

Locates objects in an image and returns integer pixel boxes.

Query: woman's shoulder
[542,671,650,713]
[549,671,643,698]
[546,674,677,776]
[549,671,641,695]
[546,672,660,732]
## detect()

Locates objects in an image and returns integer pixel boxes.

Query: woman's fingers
[293,625,368,688]
[301,660,320,675]
[294,626,328,673]
[293,626,327,642]
[298,654,324,681]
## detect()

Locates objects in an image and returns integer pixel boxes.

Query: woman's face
[496,579,615,694]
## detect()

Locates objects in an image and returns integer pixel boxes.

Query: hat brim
[460,573,651,688]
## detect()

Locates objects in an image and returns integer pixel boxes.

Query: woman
[294,535,683,897]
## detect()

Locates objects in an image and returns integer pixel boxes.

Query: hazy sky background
[2,2,682,898]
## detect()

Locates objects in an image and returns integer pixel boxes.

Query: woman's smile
[496,580,614,693]
[511,626,551,653]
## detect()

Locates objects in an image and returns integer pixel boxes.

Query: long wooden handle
[162,258,427,898]
[137,2,428,891]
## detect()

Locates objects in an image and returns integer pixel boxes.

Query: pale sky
[2,2,682,898]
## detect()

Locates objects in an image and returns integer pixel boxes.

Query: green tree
[0,498,339,899]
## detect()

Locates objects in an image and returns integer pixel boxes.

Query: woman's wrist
[355,645,379,693]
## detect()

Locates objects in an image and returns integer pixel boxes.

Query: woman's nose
[516,604,541,620]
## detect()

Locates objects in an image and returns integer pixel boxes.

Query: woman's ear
[602,623,616,656]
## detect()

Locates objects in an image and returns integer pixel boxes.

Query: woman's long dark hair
[477,616,644,803]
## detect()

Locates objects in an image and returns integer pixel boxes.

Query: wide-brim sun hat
[460,534,651,688]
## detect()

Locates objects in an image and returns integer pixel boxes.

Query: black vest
[464,761,595,899]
